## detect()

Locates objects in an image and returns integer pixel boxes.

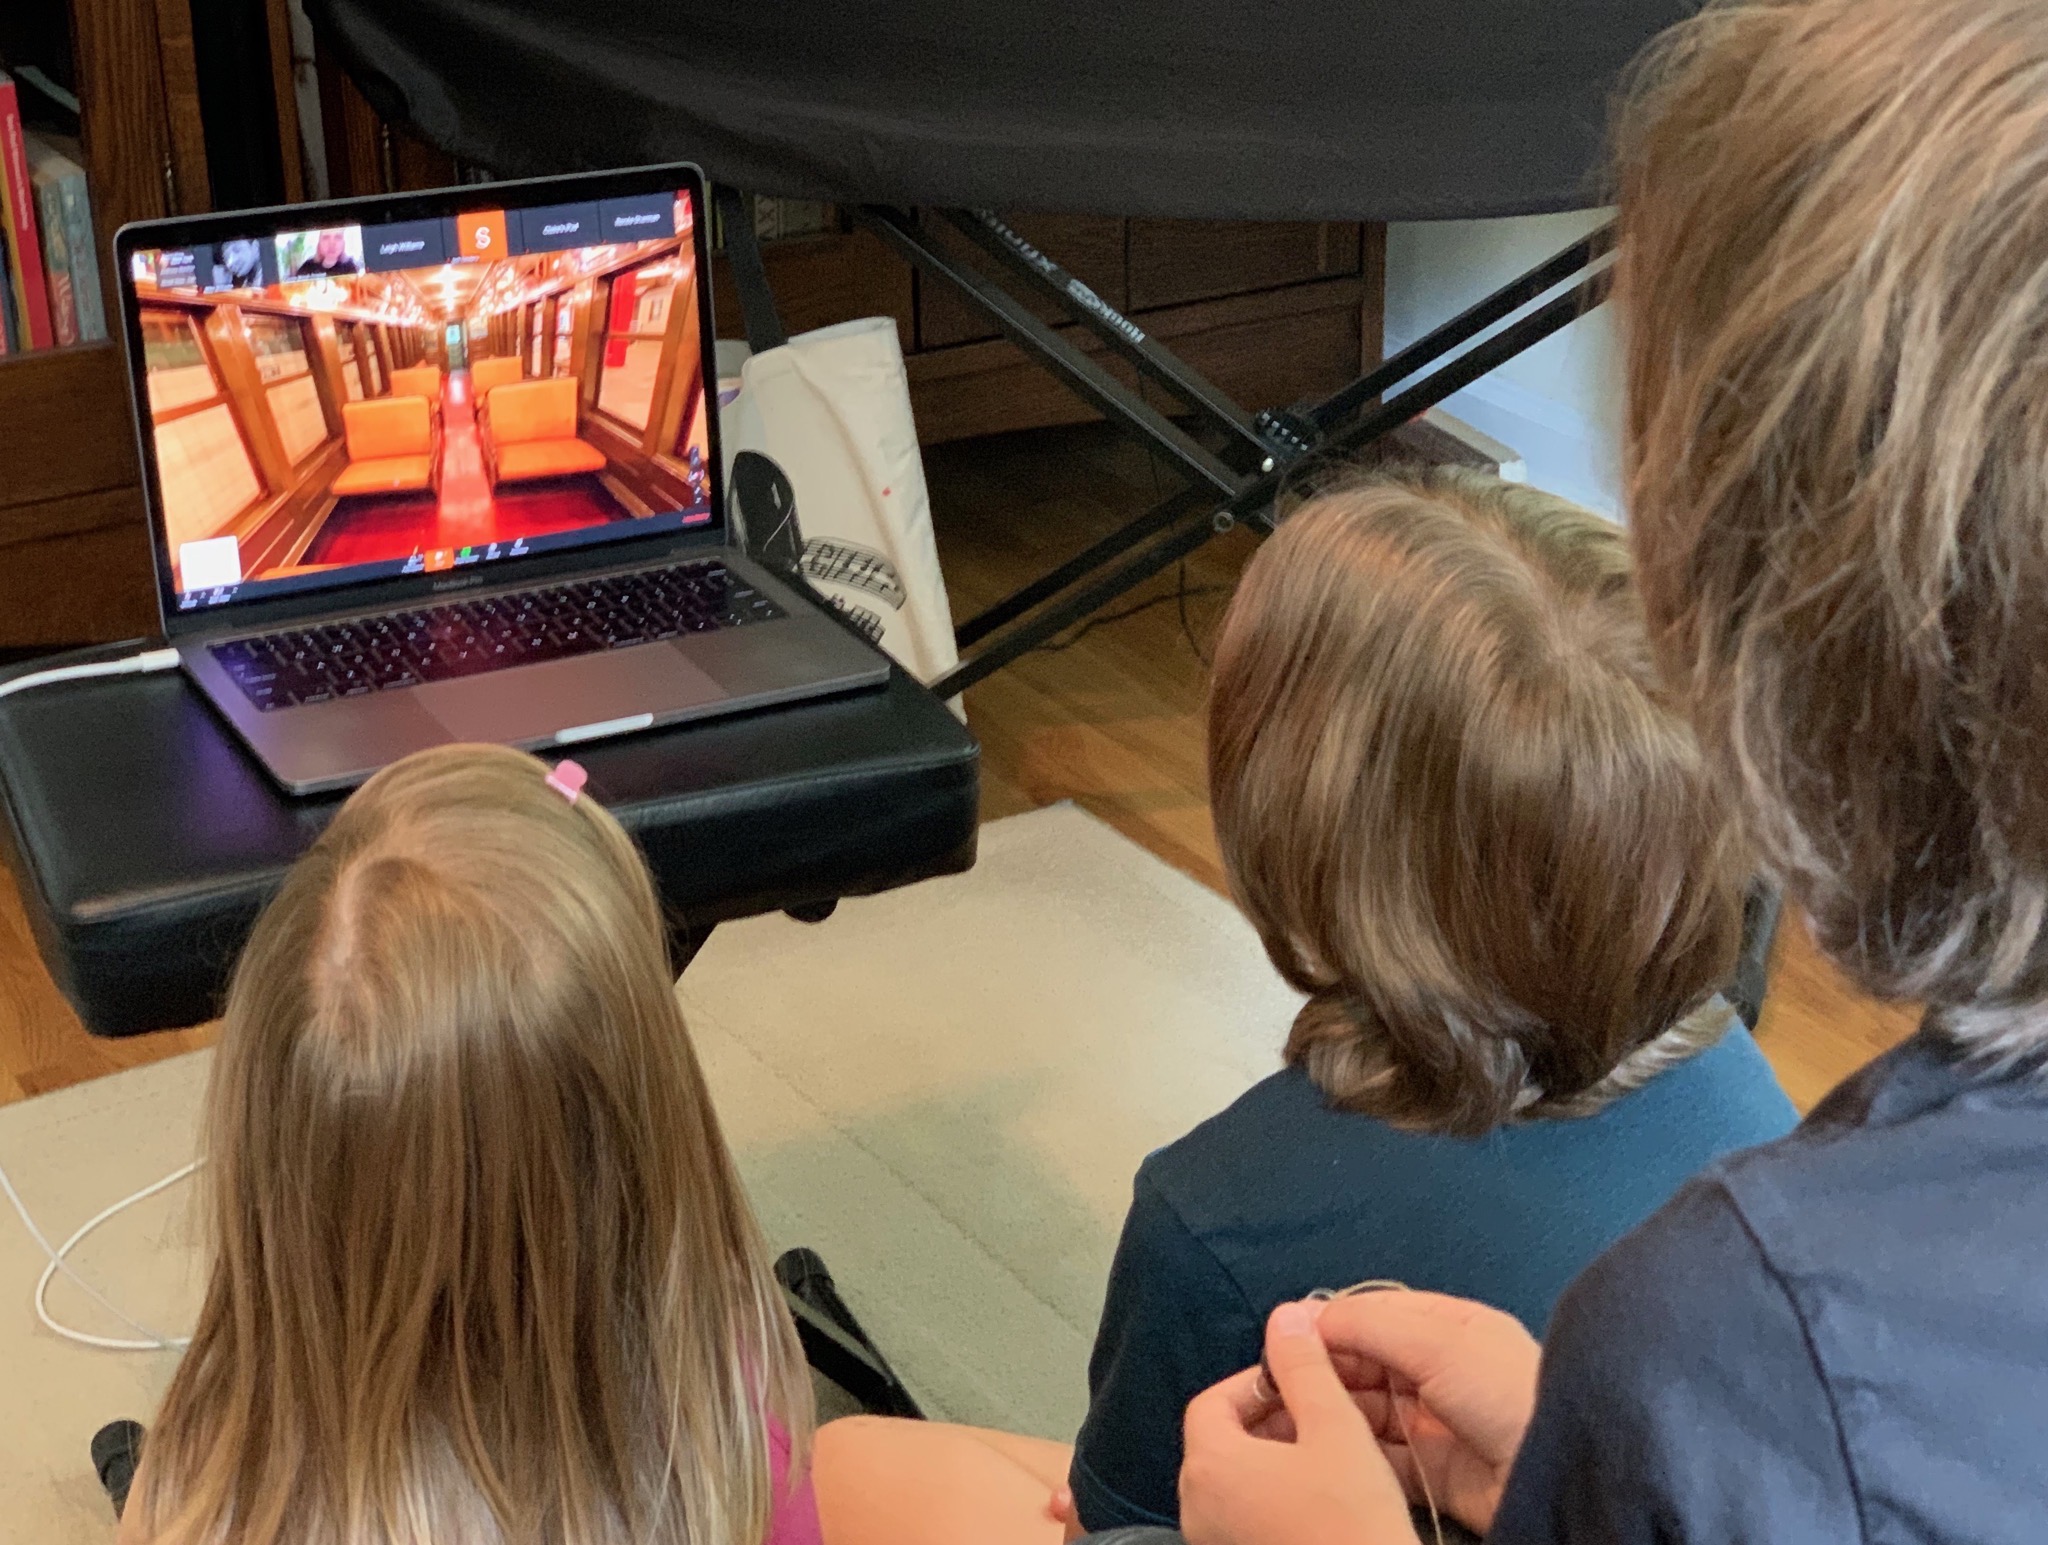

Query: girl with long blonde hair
[122,743,814,1545]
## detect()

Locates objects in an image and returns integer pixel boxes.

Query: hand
[1310,1291,1541,1536]
[1180,1302,1422,1545]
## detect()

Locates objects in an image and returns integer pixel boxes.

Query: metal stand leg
[848,206,1616,698]
[777,1248,924,1418]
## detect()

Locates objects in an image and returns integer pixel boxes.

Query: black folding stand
[850,209,1617,697]
[718,192,1614,695]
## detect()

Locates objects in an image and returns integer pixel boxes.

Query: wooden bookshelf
[0,0,223,647]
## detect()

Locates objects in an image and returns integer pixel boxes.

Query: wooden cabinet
[705,211,1384,446]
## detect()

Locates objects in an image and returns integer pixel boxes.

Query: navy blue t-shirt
[1492,1026,2048,1542]
[1069,1022,1797,1531]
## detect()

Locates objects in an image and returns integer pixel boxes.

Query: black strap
[714,184,788,354]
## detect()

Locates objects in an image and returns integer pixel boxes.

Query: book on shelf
[27,149,75,346]
[0,70,56,351]
[26,134,105,343]
[0,222,15,354]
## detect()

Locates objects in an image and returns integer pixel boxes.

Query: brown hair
[1208,467,1747,1136]
[1614,0,2048,1057]
[133,745,810,1545]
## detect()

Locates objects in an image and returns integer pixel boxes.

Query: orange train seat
[330,397,439,496]
[482,377,607,484]
[469,356,524,399]
[388,363,444,403]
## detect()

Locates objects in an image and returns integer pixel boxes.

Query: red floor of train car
[304,368,630,567]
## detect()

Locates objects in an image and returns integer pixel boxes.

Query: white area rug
[0,803,1302,1542]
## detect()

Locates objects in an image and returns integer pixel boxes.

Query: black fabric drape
[305,0,1688,220]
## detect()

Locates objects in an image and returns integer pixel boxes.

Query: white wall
[1382,210,1622,518]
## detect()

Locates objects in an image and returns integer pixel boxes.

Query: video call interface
[129,189,714,610]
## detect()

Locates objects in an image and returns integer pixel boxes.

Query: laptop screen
[120,172,716,617]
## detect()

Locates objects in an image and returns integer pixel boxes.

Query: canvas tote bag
[717,319,959,691]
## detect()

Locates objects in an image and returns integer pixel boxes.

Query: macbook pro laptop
[114,163,887,794]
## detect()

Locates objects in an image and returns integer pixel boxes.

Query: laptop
[113,163,888,795]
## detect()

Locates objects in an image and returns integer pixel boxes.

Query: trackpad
[415,644,725,745]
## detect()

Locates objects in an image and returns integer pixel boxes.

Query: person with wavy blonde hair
[1052,467,1794,1535]
[120,744,814,1545]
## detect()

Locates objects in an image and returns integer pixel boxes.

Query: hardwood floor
[0,423,1917,1111]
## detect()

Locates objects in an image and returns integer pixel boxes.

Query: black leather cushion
[0,649,977,1036]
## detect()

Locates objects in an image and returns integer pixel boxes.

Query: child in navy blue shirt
[1063,468,1794,1532]
[810,468,1795,1545]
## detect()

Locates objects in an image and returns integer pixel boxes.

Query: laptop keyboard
[210,560,784,712]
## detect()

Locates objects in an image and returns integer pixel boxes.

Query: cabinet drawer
[1127,220,1363,310]
[0,346,142,508]
[711,230,915,347]
[0,489,159,647]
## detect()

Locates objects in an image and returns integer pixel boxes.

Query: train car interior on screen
[129,191,714,604]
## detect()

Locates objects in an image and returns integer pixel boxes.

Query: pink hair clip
[545,759,588,805]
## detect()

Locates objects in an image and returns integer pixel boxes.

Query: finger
[1212,1363,1284,1426]
[1183,1364,1277,1449]
[1244,1406,1297,1444]
[1326,1345,1397,1394]
[1376,1437,1428,1505]
[1261,1302,1370,1443]
[1313,1291,1500,1389]
[1349,1385,1395,1434]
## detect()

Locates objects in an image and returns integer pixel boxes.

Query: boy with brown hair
[1060,466,1794,1533]
[807,467,1794,1545]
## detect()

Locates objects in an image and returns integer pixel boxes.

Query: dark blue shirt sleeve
[1070,1166,1263,1532]
[1489,1177,1859,1543]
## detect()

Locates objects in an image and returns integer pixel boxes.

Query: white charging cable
[0,647,182,702]
[0,1155,200,1351]
[0,644,195,1350]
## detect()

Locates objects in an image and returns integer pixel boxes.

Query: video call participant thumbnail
[281,226,364,278]
[210,238,268,291]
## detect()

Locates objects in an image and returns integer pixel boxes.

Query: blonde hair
[1208,468,1747,1137]
[133,744,810,1545]
[1614,0,2048,1059]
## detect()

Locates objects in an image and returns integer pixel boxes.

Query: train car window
[554,291,578,376]
[360,324,385,395]
[246,312,331,465]
[140,307,265,555]
[595,260,676,432]
[338,324,365,401]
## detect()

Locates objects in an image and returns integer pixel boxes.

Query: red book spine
[0,78,54,351]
